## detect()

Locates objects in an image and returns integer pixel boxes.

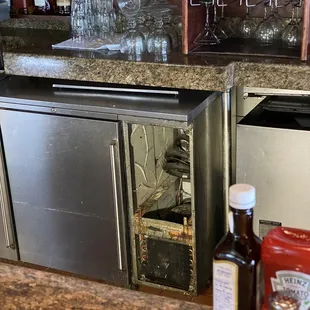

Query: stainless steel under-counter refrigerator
[236,92,310,238]
[0,76,224,294]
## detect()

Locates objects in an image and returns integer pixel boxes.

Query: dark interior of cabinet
[192,38,300,58]
[182,0,310,60]
[136,236,192,290]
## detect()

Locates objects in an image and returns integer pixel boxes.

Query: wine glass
[147,8,172,54]
[194,0,220,45]
[211,4,228,40]
[239,6,256,38]
[163,13,179,48]
[217,3,234,38]
[266,0,285,39]
[117,0,140,14]
[117,0,146,54]
[136,14,150,39]
[255,1,274,45]
[144,11,155,30]
[282,1,301,47]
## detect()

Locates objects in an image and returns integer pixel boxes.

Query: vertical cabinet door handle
[109,140,123,271]
[0,143,15,250]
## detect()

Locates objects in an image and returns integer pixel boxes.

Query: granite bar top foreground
[0,262,211,310]
[2,27,310,92]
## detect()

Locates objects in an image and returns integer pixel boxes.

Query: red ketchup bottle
[262,227,310,310]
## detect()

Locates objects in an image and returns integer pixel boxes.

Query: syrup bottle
[213,184,262,310]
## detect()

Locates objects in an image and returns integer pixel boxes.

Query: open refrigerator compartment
[123,93,224,295]
[126,123,196,293]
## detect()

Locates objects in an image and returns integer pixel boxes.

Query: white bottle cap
[229,184,256,210]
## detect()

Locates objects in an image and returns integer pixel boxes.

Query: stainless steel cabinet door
[0,138,18,260]
[0,110,128,286]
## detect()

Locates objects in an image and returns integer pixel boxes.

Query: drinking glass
[136,14,150,39]
[218,3,235,38]
[163,13,179,48]
[147,8,172,54]
[211,4,228,40]
[117,0,146,54]
[144,11,155,30]
[117,0,140,14]
[239,6,256,38]
[255,2,274,45]
[266,0,285,39]
[92,0,112,38]
[173,15,183,45]
[71,0,87,41]
[114,9,126,33]
[194,0,220,45]
[282,2,301,47]
[71,0,114,41]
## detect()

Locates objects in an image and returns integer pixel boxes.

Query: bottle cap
[229,184,256,210]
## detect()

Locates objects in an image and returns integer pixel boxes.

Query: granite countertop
[0,262,211,310]
[1,26,310,91]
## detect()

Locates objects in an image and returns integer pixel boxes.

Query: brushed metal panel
[0,136,18,260]
[193,94,223,292]
[237,124,310,235]
[0,110,128,285]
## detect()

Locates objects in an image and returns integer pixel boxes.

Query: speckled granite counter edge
[233,61,310,91]
[3,52,232,91]
[0,262,211,310]
[4,51,310,91]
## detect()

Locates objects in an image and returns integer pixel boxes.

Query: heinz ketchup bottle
[213,184,263,310]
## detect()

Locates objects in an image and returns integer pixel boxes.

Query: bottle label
[34,0,45,6]
[213,260,238,310]
[271,270,310,309]
[57,0,70,6]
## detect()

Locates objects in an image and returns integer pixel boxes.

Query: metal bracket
[189,0,201,6]
[275,0,284,8]
[263,0,272,6]
[239,0,257,7]
[217,0,227,7]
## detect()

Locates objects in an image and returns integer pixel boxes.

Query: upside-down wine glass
[136,13,150,39]
[211,3,228,40]
[117,0,146,54]
[266,0,286,39]
[239,6,257,38]
[147,8,172,54]
[218,1,235,38]
[282,0,301,47]
[163,12,179,48]
[255,0,275,45]
[194,0,220,45]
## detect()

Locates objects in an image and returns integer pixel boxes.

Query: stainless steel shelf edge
[52,84,179,96]
[188,91,222,124]
[0,76,216,125]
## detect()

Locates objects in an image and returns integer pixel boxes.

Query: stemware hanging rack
[182,0,310,60]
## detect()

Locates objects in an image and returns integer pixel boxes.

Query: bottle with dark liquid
[11,0,33,15]
[213,184,262,310]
